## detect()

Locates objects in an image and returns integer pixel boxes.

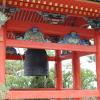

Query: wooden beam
[6,39,96,52]
[6,52,94,61]
[7,90,100,99]
[7,20,95,38]
[95,32,100,100]
[6,54,55,61]
[55,51,63,100]
[1,0,99,18]
[72,52,82,100]
[60,52,94,60]
[0,27,6,85]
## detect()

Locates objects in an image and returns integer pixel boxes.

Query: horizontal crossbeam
[7,89,100,99]
[60,52,94,60]
[6,54,55,61]
[7,20,95,38]
[6,52,94,61]
[6,39,96,52]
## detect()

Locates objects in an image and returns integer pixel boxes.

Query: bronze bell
[24,49,48,76]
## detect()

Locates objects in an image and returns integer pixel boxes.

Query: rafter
[0,0,100,18]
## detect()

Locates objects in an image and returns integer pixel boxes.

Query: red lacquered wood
[0,0,100,99]
[95,32,100,100]
[72,52,82,100]
[0,27,6,85]
[6,39,96,52]
[2,0,100,18]
[55,50,63,100]
[60,52,94,60]
[6,90,100,99]
[7,20,95,39]
[6,54,55,61]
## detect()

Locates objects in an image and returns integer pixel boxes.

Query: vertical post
[95,32,100,100]
[0,27,6,85]
[55,50,63,100]
[72,52,82,100]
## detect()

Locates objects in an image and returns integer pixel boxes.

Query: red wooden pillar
[55,50,63,100]
[72,52,82,100]
[0,27,6,85]
[95,32,100,100]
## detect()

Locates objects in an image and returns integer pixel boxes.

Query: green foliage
[6,60,55,88]
[62,67,96,89]
[81,69,96,89]
[0,85,9,100]
[6,75,32,88]
[46,50,55,56]
[88,55,96,63]
[5,58,97,100]
[30,76,54,88]
[6,60,23,75]
[63,71,73,88]
[0,11,8,26]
